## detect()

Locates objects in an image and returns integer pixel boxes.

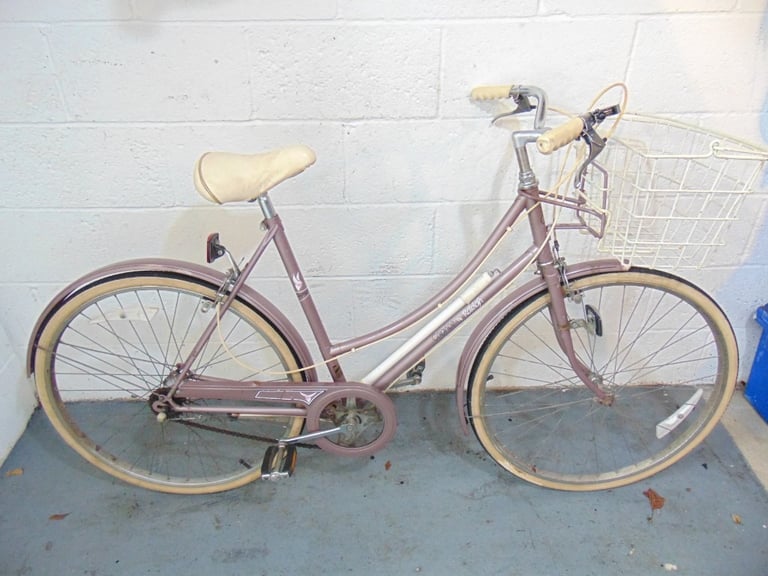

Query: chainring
[305,386,397,457]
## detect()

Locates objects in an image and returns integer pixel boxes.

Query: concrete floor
[1,391,767,576]
[722,393,768,492]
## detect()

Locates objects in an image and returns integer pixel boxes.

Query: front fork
[527,199,614,405]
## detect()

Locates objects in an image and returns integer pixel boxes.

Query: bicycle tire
[33,272,306,494]
[467,268,737,491]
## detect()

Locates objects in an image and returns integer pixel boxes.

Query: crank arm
[279,423,354,446]
[261,425,355,481]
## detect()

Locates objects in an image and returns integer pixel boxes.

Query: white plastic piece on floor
[656,388,704,439]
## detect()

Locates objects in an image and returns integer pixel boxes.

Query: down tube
[366,242,540,391]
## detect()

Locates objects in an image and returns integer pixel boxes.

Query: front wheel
[33,272,306,494]
[467,269,738,491]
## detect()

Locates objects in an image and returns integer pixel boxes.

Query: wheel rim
[35,275,305,493]
[468,271,736,490]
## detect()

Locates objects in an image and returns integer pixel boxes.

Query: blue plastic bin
[745,304,768,423]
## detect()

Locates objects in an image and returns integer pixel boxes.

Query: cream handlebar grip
[536,117,585,155]
[470,85,513,101]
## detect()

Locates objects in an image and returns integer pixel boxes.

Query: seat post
[256,194,277,219]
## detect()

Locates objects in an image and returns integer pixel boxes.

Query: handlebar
[470,84,621,154]
[536,117,585,155]
[470,84,549,130]
[470,85,514,101]
[471,83,623,190]
[537,105,622,155]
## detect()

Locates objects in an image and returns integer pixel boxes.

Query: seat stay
[165,222,282,395]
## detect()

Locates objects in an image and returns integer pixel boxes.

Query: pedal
[260,444,297,481]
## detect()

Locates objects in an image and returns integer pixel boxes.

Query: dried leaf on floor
[4,468,23,477]
[732,513,743,525]
[384,460,392,471]
[48,513,70,521]
[643,488,666,511]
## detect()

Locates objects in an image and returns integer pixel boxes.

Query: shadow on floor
[1,393,766,576]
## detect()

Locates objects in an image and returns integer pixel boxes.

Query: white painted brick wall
[0,323,36,463]
[1,3,767,460]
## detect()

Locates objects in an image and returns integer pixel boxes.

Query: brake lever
[491,94,536,125]
[574,127,606,190]
[593,104,621,122]
[573,104,621,189]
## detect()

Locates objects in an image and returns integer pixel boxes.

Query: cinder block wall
[2,2,766,461]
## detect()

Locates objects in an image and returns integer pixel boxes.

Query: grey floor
[1,392,767,576]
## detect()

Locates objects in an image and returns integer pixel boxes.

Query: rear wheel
[467,269,737,491]
[34,273,306,494]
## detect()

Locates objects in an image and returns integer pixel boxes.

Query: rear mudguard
[454,259,628,434]
[26,258,318,382]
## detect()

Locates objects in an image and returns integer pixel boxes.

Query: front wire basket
[591,114,768,269]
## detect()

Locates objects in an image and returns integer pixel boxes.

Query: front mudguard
[454,259,628,434]
[26,258,318,382]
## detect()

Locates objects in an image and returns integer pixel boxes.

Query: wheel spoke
[34,274,307,493]
[468,270,735,490]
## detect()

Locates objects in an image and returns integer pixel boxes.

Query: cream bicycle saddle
[194,145,316,204]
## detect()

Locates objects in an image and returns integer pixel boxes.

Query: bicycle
[27,83,765,494]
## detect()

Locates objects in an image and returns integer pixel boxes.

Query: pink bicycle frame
[167,179,616,403]
[27,110,626,430]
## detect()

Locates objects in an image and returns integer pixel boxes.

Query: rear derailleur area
[148,387,185,423]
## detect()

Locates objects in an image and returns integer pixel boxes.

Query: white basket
[593,114,768,269]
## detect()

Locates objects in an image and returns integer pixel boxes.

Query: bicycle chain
[177,419,320,450]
